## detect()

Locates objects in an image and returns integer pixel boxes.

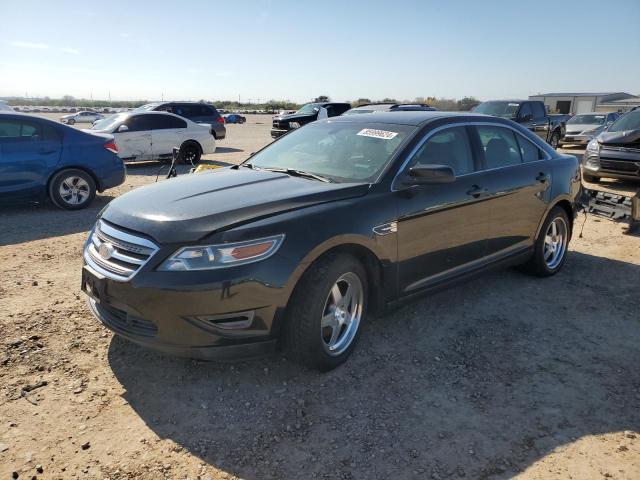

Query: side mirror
[404,165,456,185]
[117,124,129,132]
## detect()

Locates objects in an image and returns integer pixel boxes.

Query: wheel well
[553,199,574,237]
[297,243,385,315]
[46,166,100,194]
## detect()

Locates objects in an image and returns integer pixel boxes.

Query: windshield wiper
[262,167,333,183]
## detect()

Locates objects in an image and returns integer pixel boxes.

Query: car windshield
[567,114,606,125]
[607,111,640,133]
[91,114,126,131]
[132,103,159,113]
[245,121,414,183]
[473,101,520,118]
[295,103,321,115]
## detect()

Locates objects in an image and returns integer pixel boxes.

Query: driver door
[395,125,492,295]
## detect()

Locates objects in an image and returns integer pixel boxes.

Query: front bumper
[583,150,640,180]
[560,134,591,146]
[82,248,300,360]
[270,128,288,139]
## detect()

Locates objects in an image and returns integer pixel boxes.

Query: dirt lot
[1,115,639,480]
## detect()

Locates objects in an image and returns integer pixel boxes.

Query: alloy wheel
[544,217,568,269]
[59,176,90,206]
[320,272,364,356]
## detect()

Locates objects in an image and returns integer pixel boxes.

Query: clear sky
[1,0,639,103]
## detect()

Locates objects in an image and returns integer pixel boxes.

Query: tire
[49,168,96,210]
[549,130,561,149]
[178,141,202,165]
[283,253,368,371]
[582,173,600,183]
[67,119,75,125]
[520,206,570,277]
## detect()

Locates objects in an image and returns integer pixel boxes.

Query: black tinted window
[477,125,522,169]
[411,126,474,175]
[519,103,532,120]
[125,115,155,132]
[172,104,197,118]
[0,120,40,139]
[531,102,546,119]
[515,133,543,162]
[150,114,187,129]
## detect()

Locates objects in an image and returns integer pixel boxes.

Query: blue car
[223,113,246,124]
[0,112,125,210]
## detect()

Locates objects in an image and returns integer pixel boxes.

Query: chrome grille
[84,220,158,281]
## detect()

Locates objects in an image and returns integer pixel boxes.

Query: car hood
[101,167,370,244]
[598,129,640,145]
[566,123,602,134]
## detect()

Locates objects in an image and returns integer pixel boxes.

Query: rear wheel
[520,207,570,277]
[284,254,368,371]
[178,141,201,165]
[49,169,96,210]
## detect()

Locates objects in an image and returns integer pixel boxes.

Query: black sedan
[82,112,580,370]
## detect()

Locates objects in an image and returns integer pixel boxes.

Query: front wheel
[520,207,570,277]
[549,130,561,149]
[67,119,75,125]
[283,254,368,371]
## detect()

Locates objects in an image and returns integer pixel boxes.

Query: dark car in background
[134,101,226,140]
[559,112,620,147]
[224,114,246,124]
[271,102,351,138]
[0,112,125,209]
[344,103,437,115]
[82,111,579,370]
[473,100,569,148]
[582,110,640,182]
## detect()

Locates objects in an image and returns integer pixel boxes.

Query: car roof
[331,111,489,126]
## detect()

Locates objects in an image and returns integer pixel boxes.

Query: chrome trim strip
[98,220,158,250]
[373,221,398,236]
[391,121,553,192]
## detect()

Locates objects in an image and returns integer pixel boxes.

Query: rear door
[115,114,154,161]
[396,125,492,294]
[150,114,187,158]
[472,124,551,255]
[0,118,62,199]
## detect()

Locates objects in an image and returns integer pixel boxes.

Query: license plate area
[81,266,107,303]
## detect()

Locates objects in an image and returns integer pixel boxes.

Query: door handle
[466,185,488,198]
[536,172,550,183]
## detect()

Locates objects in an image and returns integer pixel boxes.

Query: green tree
[314,95,330,102]
[457,96,480,111]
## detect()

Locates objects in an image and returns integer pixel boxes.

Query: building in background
[528,92,640,114]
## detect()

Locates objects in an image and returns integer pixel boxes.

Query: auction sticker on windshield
[357,128,398,140]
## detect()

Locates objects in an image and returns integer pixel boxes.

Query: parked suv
[134,102,226,140]
[271,102,351,138]
[583,110,640,182]
[82,112,579,370]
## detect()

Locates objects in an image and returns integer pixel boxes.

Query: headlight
[586,138,600,152]
[158,235,285,271]
[289,121,300,129]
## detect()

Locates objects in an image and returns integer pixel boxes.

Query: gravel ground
[1,114,639,480]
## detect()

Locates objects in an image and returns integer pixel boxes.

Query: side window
[531,102,546,119]
[174,104,196,118]
[198,105,213,116]
[0,121,40,140]
[514,133,543,162]
[410,126,474,176]
[125,115,154,132]
[476,125,522,169]
[150,114,187,129]
[518,103,532,121]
